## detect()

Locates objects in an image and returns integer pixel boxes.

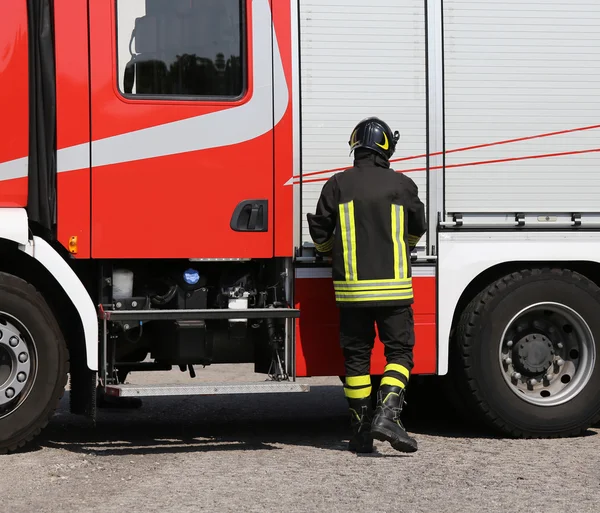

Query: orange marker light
[68,236,78,254]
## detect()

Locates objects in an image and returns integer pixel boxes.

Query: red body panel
[0,179,27,210]
[55,1,92,258]
[87,0,283,259]
[295,274,437,377]
[0,2,29,207]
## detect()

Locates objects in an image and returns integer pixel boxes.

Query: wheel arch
[437,231,600,375]
[0,209,98,371]
[450,260,600,348]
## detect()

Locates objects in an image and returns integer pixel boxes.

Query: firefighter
[307,117,427,454]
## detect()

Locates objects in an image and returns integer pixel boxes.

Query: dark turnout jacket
[307,152,427,308]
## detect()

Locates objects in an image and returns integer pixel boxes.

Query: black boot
[347,397,374,454]
[371,385,418,453]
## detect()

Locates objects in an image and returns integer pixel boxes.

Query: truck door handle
[230,200,268,232]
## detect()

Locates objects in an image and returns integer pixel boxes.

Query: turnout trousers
[340,306,415,399]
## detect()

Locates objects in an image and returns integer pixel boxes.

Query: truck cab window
[116,0,244,98]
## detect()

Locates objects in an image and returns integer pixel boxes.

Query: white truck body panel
[30,237,99,371]
[297,0,600,235]
[437,231,600,374]
[297,0,427,245]
[0,209,98,370]
[443,0,600,214]
[0,208,29,246]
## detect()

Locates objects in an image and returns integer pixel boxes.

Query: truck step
[104,381,310,398]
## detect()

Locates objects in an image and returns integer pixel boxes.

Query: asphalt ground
[1,364,599,513]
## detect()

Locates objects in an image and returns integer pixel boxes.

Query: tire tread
[452,267,600,438]
[0,272,69,454]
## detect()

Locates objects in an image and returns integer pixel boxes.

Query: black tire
[451,268,600,438]
[0,272,69,453]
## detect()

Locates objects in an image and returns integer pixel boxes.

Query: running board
[104,382,310,398]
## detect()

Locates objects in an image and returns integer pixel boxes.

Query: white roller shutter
[444,0,600,213]
[299,0,427,244]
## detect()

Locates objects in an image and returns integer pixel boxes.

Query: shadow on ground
[27,380,588,457]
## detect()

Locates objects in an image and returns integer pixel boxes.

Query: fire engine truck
[1,0,600,453]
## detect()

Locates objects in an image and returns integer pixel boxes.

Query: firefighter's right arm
[406,178,427,250]
[307,176,338,254]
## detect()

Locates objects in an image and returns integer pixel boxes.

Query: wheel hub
[0,322,32,407]
[499,302,595,407]
[515,334,555,375]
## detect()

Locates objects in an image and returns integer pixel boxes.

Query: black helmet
[348,117,400,160]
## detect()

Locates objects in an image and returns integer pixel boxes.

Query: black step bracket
[99,306,300,322]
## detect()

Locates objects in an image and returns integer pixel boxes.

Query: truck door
[88,0,278,259]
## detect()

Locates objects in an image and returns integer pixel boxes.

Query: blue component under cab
[183,268,200,286]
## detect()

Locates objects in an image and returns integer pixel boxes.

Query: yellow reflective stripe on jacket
[400,206,408,279]
[334,278,412,285]
[391,204,407,280]
[333,279,412,291]
[315,237,334,253]
[339,201,358,281]
[335,289,413,298]
[391,204,400,279]
[335,201,411,297]
[349,201,357,280]
[336,294,414,303]
[339,203,350,279]
[335,289,414,302]
[395,204,408,279]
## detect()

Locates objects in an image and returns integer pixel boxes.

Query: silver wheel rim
[499,302,596,407]
[0,312,38,419]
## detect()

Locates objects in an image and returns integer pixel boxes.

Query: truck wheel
[453,268,600,438]
[0,273,69,453]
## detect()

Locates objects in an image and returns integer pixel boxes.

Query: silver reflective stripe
[336,291,414,300]
[394,204,404,279]
[334,280,412,289]
[342,202,355,281]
